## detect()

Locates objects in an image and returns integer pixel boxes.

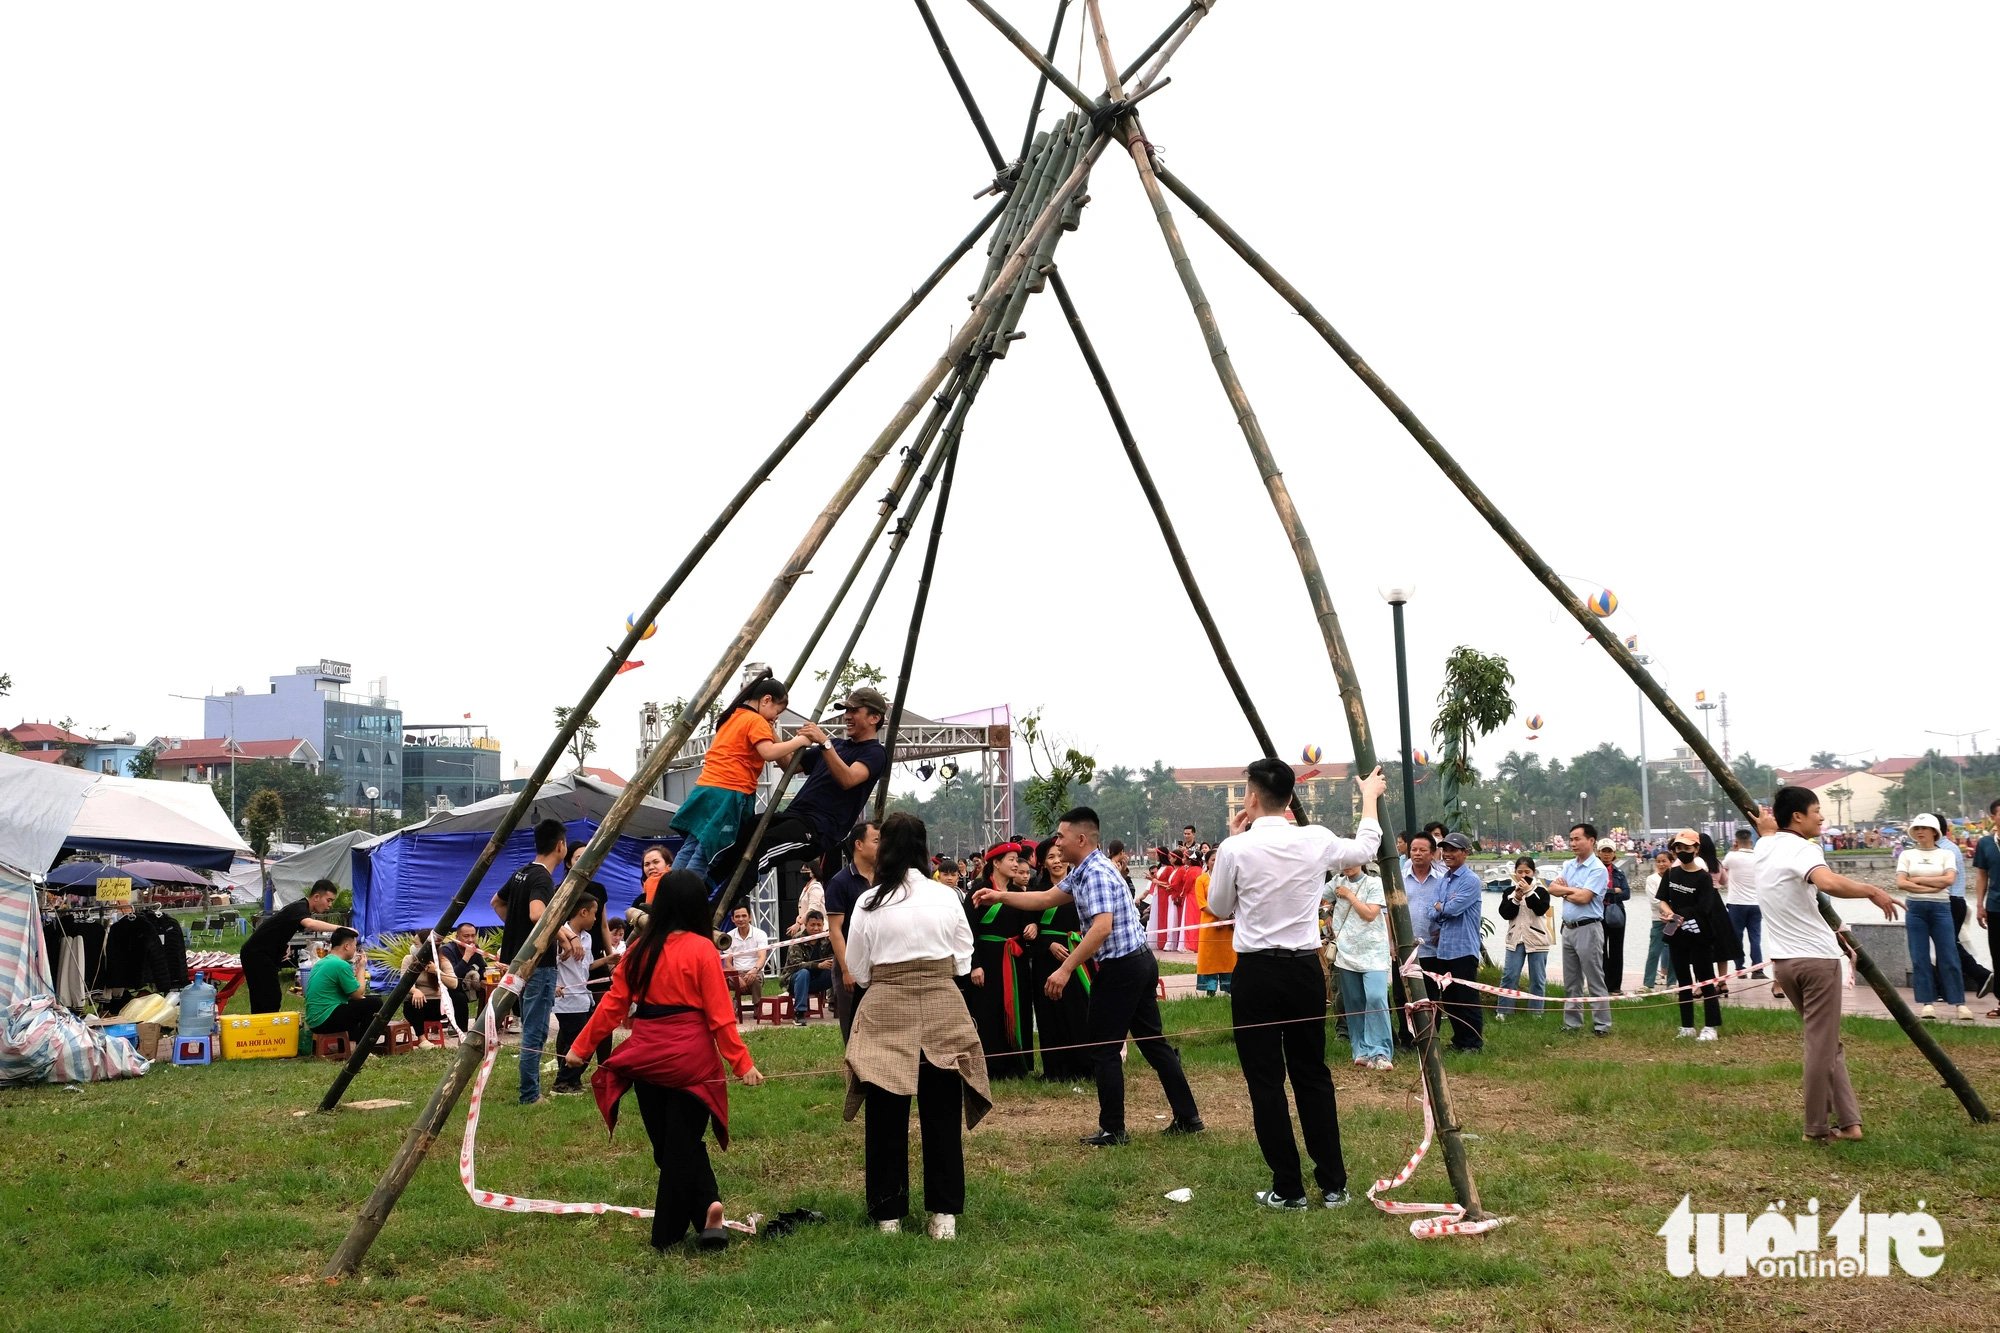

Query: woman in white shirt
[1327,864,1392,1070]
[1896,813,1968,1020]
[841,812,990,1240]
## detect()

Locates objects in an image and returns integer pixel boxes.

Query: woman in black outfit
[1024,837,1092,1082]
[1656,829,1733,1041]
[964,842,1034,1080]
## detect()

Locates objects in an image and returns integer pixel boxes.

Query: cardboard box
[218,1011,302,1060]
[137,1021,163,1058]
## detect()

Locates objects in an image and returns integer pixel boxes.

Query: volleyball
[626,613,658,641]
[1301,744,1322,764]
[1587,589,1618,617]
[1525,714,1544,731]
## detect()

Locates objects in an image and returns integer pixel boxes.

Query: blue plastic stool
[171,1033,213,1066]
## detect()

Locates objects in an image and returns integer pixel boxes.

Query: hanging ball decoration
[1587,589,1619,617]
[1623,633,1639,651]
[626,613,658,641]
[1525,714,1544,732]
[1301,744,1323,764]
[1412,748,1430,768]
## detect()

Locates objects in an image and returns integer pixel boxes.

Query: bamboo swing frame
[323,0,1985,1277]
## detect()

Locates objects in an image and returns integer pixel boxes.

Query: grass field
[5,990,1999,1331]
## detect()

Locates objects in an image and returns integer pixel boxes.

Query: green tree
[553,705,599,768]
[213,760,343,845]
[0,671,10,696]
[1016,708,1095,836]
[125,743,158,780]
[1731,752,1777,796]
[1430,647,1516,826]
[242,788,284,912]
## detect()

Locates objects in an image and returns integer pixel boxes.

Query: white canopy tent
[0,752,249,877]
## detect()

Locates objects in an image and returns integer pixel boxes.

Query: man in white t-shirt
[1754,786,1900,1142]
[1720,828,1765,982]
[721,904,770,1003]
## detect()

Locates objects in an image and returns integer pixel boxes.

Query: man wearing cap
[1413,832,1486,1053]
[707,685,889,909]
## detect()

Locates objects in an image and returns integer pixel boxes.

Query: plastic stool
[171,1033,213,1066]
[371,1020,418,1055]
[754,994,794,1026]
[313,1032,352,1060]
[423,1021,445,1046]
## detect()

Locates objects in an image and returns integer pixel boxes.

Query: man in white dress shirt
[1208,758,1387,1210]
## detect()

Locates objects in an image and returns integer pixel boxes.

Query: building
[151,737,321,783]
[4,721,92,765]
[1771,768,1899,824]
[1647,746,1708,777]
[403,723,504,813]
[205,659,401,812]
[1175,762,1355,825]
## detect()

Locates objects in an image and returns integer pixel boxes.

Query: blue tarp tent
[350,773,680,941]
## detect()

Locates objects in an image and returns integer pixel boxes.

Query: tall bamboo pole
[1010,0,1069,175]
[873,433,962,820]
[1081,0,1485,1215]
[1151,164,1991,1124]
[1045,265,1303,827]
[315,193,1010,1113]
[914,0,1006,175]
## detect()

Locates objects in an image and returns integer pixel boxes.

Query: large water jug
[180,973,218,1035]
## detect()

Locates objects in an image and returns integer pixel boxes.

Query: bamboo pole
[963,0,1098,115]
[1010,0,1069,175]
[1082,0,1486,1216]
[315,192,1011,1113]
[1150,164,1992,1124]
[1045,265,1304,827]
[873,433,962,820]
[914,0,1007,175]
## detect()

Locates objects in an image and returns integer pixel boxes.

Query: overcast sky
[6,3,1995,799]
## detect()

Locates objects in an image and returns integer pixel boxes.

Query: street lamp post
[1632,653,1654,838]
[1380,583,1419,838]
[1579,791,1590,825]
[168,689,241,826]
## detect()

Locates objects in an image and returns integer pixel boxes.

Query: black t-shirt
[498,862,554,964]
[823,865,869,922]
[785,736,887,849]
[241,898,312,964]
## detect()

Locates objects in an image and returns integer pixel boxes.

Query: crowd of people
[283,667,1973,1255]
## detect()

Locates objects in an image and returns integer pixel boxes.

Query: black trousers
[1950,897,1991,993]
[243,955,284,1015]
[401,993,442,1031]
[1602,920,1627,992]
[1432,953,1484,1051]
[552,1012,591,1088]
[1084,951,1199,1134]
[632,1081,721,1250]
[1231,952,1347,1198]
[862,1059,965,1220]
[1669,933,1723,1029]
[315,996,382,1045]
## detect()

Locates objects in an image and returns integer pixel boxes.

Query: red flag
[616,661,646,675]
[462,712,472,719]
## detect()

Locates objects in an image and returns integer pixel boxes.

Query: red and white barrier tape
[1365,1073,1511,1238]
[457,971,757,1233]
[1400,954,1768,1008]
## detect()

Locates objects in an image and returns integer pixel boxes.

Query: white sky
[5,3,1995,796]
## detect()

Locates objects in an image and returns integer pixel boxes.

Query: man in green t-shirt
[305,928,381,1043]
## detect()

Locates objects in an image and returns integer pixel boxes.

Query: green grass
[4,993,1998,1330]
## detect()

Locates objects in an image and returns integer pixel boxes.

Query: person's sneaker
[1322,1189,1351,1209]
[1591,1028,1611,1038]
[1368,1057,1394,1071]
[1696,1027,1719,1042]
[1922,1004,1937,1020]
[1958,1005,1975,1022]
[1254,1190,1308,1211]
[549,1084,584,1096]
[1676,1027,1695,1038]
[1079,1130,1129,1147]
[1162,1117,1206,1136]
[926,1213,957,1241]
[1492,1012,1508,1023]
[792,1017,807,1027]
[877,1219,901,1234]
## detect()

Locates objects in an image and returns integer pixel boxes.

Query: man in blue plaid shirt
[973,805,1202,1146]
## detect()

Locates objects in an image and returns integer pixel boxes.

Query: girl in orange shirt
[669,673,817,886]
[567,870,764,1252]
